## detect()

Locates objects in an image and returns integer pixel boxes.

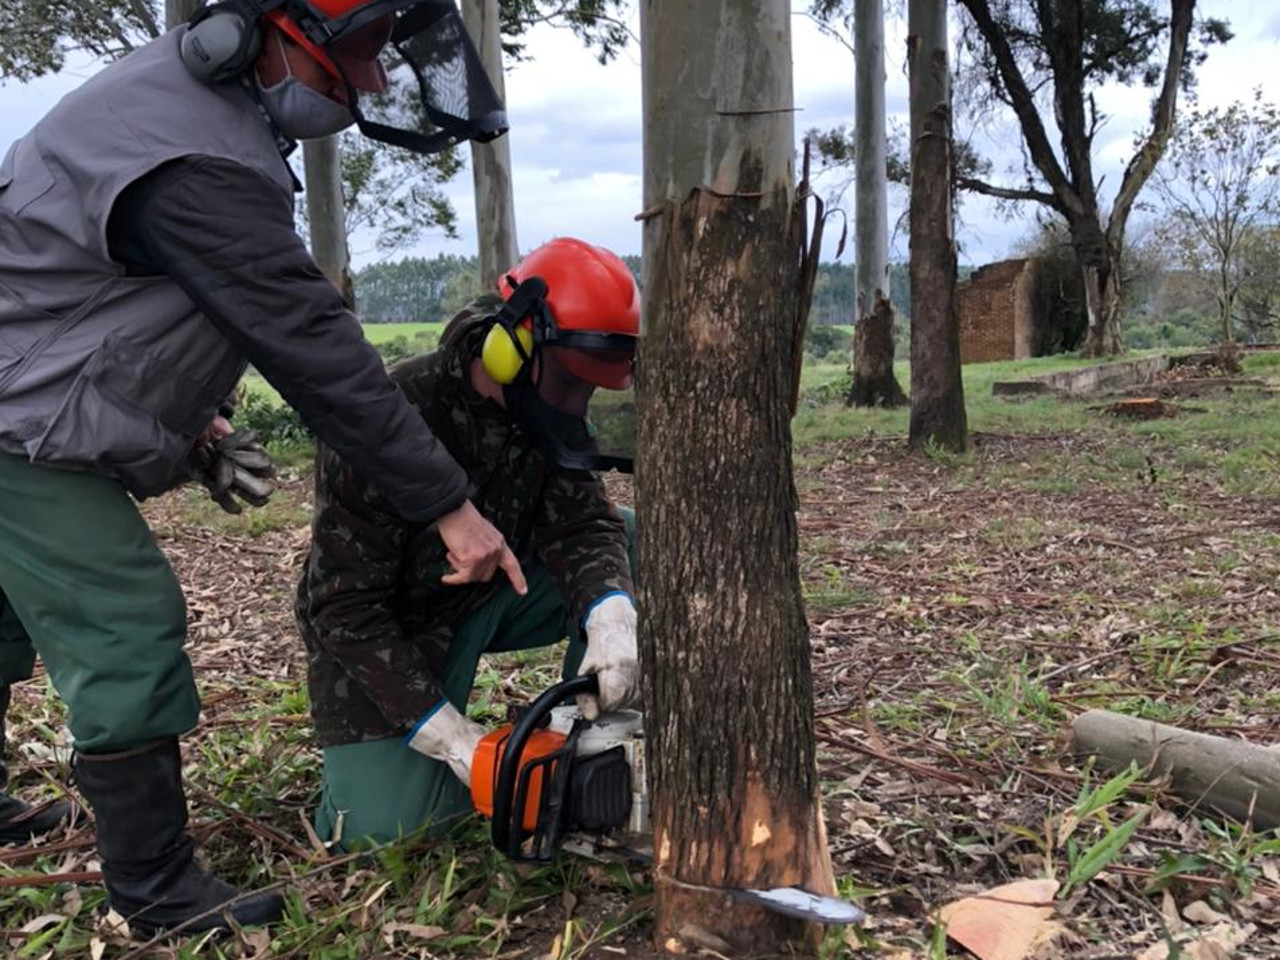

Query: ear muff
[482,322,534,385]
[180,2,265,83]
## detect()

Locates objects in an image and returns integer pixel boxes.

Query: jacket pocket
[31,334,230,496]
[0,140,56,216]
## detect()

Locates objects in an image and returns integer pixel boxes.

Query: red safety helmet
[267,5,394,93]
[497,238,640,390]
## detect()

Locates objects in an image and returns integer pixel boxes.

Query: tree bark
[907,0,967,451]
[850,0,906,408]
[1072,710,1280,831]
[850,294,906,406]
[165,0,202,29]
[639,1,836,954]
[304,137,357,308]
[464,0,520,289]
[1080,258,1122,357]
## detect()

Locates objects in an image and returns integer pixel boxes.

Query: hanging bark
[907,0,967,451]
[464,0,519,289]
[849,0,906,408]
[638,0,836,954]
[304,136,356,309]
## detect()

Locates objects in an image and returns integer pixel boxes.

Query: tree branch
[1107,0,1195,254]
[957,176,1056,205]
[956,0,1079,220]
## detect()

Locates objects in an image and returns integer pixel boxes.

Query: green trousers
[0,455,197,753]
[316,507,636,851]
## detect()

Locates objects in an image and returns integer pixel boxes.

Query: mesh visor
[349,1,508,155]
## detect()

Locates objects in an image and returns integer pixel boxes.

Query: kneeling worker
[295,238,641,848]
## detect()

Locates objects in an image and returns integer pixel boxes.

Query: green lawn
[359,321,446,344]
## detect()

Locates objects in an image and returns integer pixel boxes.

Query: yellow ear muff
[482,323,534,385]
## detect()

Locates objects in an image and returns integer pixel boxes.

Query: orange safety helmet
[491,238,640,390]
[266,5,395,93]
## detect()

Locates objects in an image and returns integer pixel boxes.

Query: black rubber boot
[73,738,283,935]
[0,686,73,845]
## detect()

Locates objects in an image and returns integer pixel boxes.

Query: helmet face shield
[507,346,635,474]
[347,1,508,154]
[281,0,508,154]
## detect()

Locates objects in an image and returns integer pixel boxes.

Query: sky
[2,1,1279,272]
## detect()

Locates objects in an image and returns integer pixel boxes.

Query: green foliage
[356,255,481,323]
[498,0,633,64]
[1151,90,1280,343]
[334,132,462,254]
[235,387,310,450]
[804,322,852,360]
[0,1,162,80]
[1013,219,1089,353]
[375,329,439,364]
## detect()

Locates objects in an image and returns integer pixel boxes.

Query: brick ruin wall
[957,258,1035,364]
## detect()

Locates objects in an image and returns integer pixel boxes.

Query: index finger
[499,545,528,596]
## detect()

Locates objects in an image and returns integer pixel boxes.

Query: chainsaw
[469,675,864,926]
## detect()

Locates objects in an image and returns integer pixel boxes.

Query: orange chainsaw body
[471,725,567,832]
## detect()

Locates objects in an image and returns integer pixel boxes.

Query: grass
[360,321,446,345]
[7,344,1280,958]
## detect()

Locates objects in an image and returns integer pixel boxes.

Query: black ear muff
[180,1,265,83]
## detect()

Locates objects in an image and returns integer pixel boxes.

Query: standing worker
[0,0,507,935]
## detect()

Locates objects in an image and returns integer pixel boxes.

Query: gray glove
[189,429,276,514]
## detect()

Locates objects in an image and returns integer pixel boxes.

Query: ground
[3,351,1280,959]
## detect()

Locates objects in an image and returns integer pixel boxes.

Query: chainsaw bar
[562,834,866,926]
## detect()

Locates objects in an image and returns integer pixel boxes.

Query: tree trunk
[639,1,836,954]
[1080,259,1122,357]
[850,0,906,408]
[165,0,202,29]
[907,0,967,451]
[850,294,906,406]
[464,0,519,289]
[304,137,356,308]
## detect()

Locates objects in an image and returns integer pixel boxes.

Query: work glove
[189,429,276,515]
[407,701,486,788]
[576,594,639,721]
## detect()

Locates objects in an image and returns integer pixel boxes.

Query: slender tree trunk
[907,0,967,450]
[304,137,356,308]
[165,0,202,28]
[1218,261,1236,345]
[850,0,907,408]
[639,1,835,954]
[464,0,519,289]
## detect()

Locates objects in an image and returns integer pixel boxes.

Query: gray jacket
[0,29,469,519]
[0,29,291,496]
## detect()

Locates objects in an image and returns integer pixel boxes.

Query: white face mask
[256,33,355,142]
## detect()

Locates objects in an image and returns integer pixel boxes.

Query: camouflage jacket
[294,295,634,746]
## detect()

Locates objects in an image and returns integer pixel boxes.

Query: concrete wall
[992,355,1172,397]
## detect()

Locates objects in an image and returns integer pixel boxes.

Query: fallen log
[1070,709,1280,830]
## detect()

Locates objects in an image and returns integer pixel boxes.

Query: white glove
[576,594,639,721]
[407,701,486,788]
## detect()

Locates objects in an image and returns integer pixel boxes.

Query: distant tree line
[355,254,915,325]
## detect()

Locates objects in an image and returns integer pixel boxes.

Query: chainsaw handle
[492,674,599,856]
